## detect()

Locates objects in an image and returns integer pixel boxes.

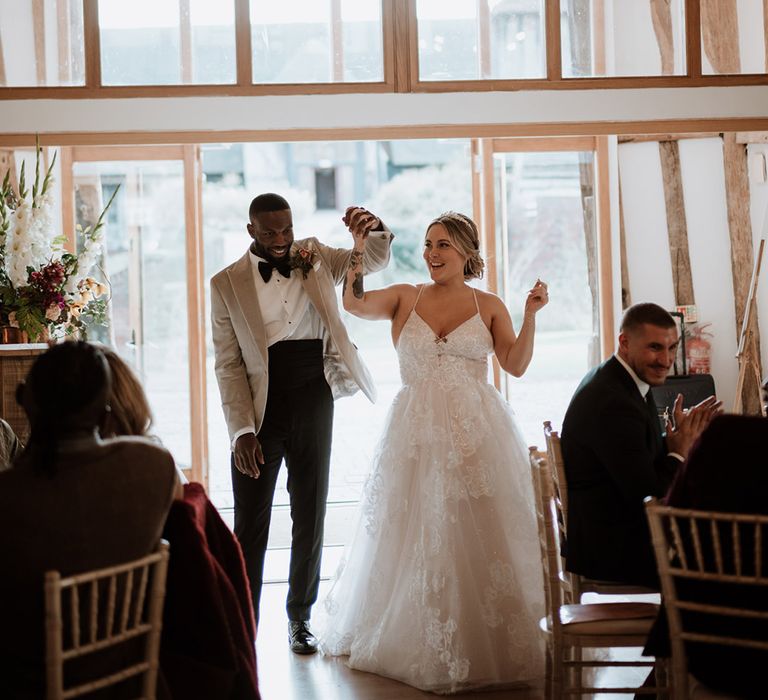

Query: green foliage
[73,298,108,340]
[0,141,117,340]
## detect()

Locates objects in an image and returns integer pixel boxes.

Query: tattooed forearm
[352,272,364,299]
[344,249,365,301]
[349,250,363,269]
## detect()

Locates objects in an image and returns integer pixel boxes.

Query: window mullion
[235,0,252,86]
[685,0,702,78]
[83,0,101,87]
[393,0,415,92]
[545,0,562,81]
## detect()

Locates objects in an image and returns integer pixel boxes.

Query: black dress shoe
[288,621,318,655]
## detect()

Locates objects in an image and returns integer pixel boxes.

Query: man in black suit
[561,303,719,587]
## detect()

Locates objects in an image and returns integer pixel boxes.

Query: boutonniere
[290,247,317,279]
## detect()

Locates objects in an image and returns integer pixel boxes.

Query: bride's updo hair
[427,211,485,280]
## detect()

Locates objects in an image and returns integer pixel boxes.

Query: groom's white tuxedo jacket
[211,231,393,443]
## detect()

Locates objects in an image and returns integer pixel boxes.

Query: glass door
[63,145,207,482]
[479,137,604,444]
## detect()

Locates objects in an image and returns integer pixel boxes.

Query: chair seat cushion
[558,602,659,634]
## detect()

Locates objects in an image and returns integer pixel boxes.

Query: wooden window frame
[475,135,613,390]
[1,0,395,97]
[2,0,768,98]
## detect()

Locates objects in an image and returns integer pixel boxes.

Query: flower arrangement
[290,246,317,279]
[0,142,116,341]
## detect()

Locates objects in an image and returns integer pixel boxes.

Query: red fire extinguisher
[686,323,713,375]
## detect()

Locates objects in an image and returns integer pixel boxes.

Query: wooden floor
[254,583,653,699]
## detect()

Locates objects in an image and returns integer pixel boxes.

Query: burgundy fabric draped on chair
[160,483,260,700]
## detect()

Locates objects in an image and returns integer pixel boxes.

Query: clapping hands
[665,394,723,459]
[344,206,381,248]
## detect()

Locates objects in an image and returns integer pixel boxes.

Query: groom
[211,193,392,654]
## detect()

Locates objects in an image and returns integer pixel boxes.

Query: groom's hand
[343,206,381,238]
[234,433,264,478]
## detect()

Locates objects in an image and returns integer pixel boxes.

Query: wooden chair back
[529,447,572,622]
[44,541,170,700]
[541,425,581,602]
[532,453,666,696]
[543,420,568,519]
[645,499,768,697]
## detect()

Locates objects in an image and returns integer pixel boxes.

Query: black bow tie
[258,259,292,283]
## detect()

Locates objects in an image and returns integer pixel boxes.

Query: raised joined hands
[665,394,722,459]
[343,206,380,247]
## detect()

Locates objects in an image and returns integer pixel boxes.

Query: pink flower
[45,304,62,321]
[290,247,316,279]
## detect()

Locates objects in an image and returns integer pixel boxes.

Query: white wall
[607,0,686,76]
[3,86,768,135]
[618,137,766,410]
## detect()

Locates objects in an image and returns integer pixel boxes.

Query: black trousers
[231,340,333,624]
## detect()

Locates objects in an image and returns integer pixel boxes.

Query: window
[701,0,768,75]
[98,0,237,85]
[492,147,598,441]
[250,0,384,83]
[561,0,686,78]
[416,0,546,81]
[0,0,85,86]
[74,159,193,467]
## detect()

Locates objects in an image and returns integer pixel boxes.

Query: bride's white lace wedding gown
[318,288,545,694]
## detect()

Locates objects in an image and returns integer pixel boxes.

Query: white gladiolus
[1,143,116,339]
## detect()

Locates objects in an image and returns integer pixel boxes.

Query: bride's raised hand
[343,206,380,248]
[525,278,549,315]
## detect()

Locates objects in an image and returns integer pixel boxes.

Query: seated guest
[644,413,768,698]
[0,417,21,470]
[0,342,178,698]
[561,303,719,587]
[99,346,187,488]
[99,346,154,438]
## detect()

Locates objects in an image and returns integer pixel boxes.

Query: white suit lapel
[299,268,332,329]
[228,253,268,365]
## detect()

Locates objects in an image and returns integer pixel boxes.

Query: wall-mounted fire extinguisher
[686,323,713,375]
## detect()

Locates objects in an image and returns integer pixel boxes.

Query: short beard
[250,240,286,262]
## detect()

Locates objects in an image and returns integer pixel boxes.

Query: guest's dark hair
[249,193,291,220]
[17,342,111,476]
[620,303,676,334]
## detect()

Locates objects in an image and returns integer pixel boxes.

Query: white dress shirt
[248,249,324,346]
[614,353,650,399]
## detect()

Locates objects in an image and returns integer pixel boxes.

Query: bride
[318,211,549,694]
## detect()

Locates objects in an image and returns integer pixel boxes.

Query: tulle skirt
[317,378,546,694]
